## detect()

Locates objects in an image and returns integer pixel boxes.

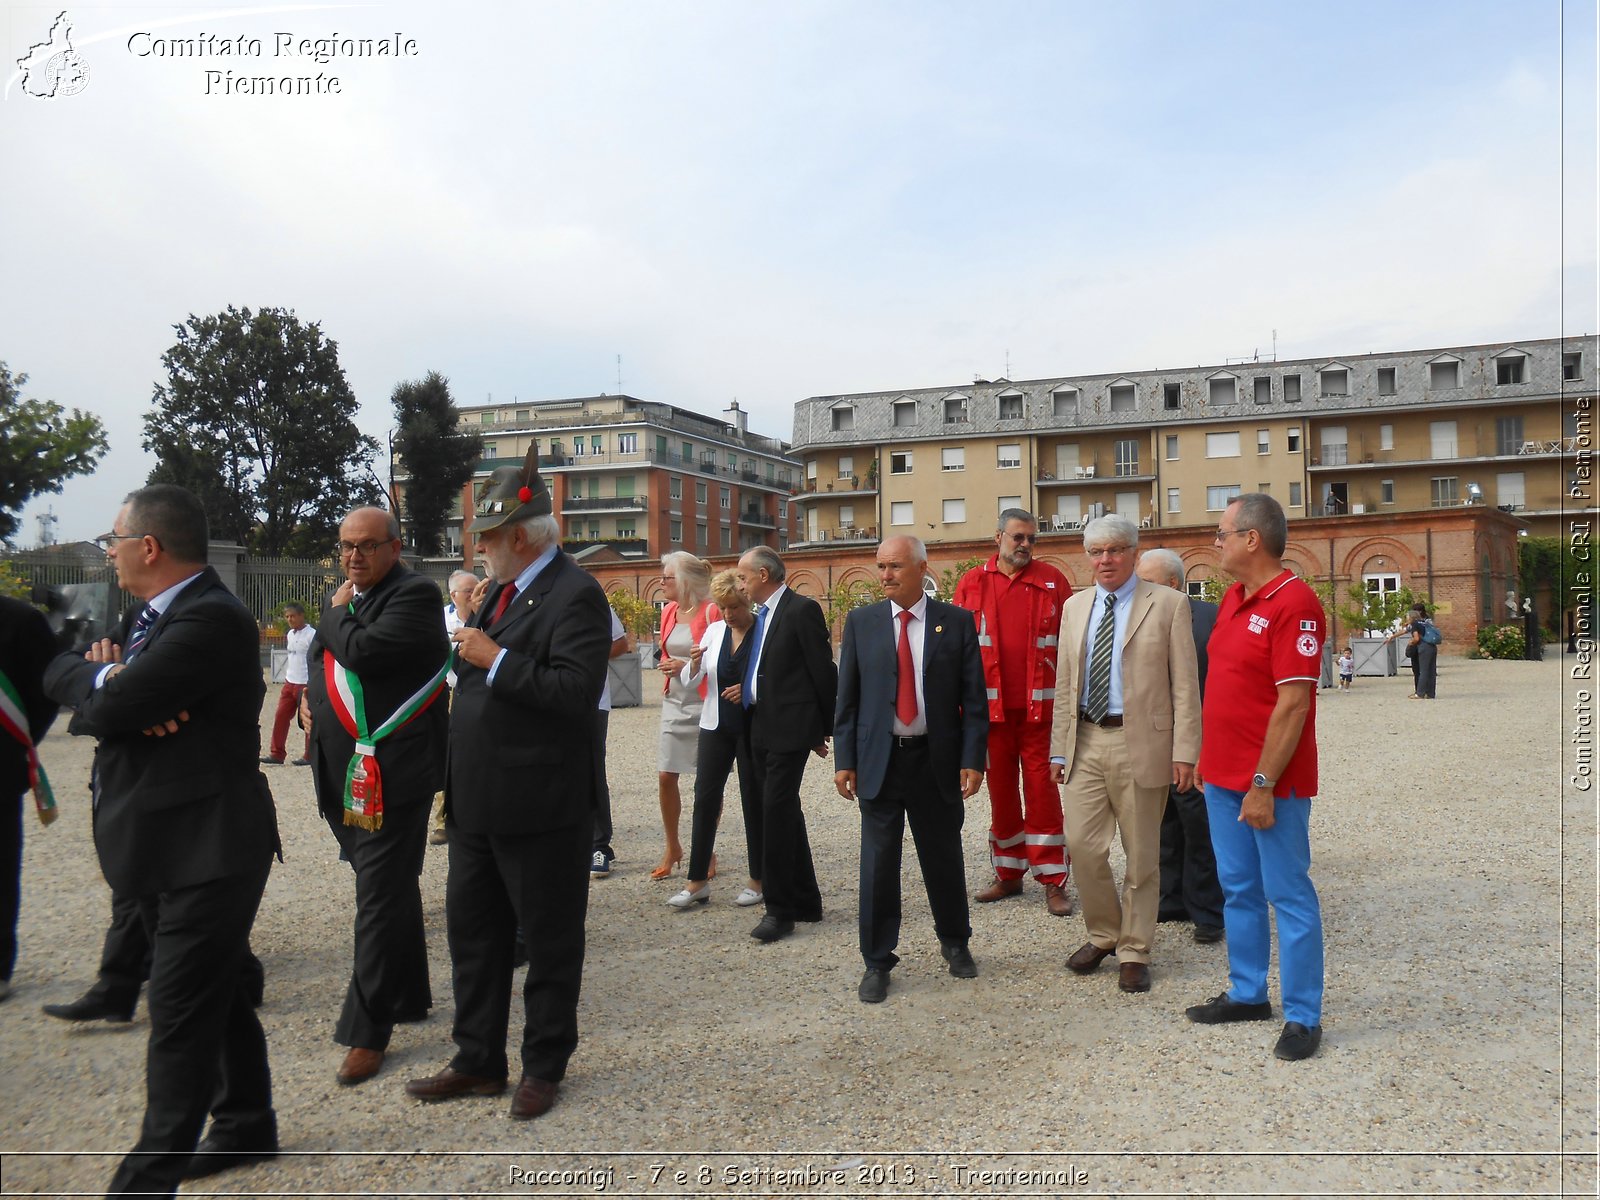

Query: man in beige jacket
[1049,515,1200,993]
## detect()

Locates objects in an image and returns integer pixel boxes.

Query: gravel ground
[0,653,1591,1198]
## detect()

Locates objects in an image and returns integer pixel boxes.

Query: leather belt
[1079,711,1124,728]
[891,734,929,749]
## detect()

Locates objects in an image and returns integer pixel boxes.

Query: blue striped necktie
[742,604,766,709]
[124,604,160,661]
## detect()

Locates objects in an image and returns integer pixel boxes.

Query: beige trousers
[1061,722,1168,964]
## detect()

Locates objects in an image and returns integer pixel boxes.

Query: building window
[572,438,587,457]
[1288,482,1302,507]
[567,518,581,537]
[1254,377,1272,404]
[890,501,913,526]
[1258,482,1270,495]
[1319,368,1348,397]
[1206,484,1242,511]
[1380,423,1394,450]
[480,412,494,424]
[1256,429,1270,455]
[1208,377,1237,405]
[1430,420,1458,459]
[998,391,1024,419]
[1165,434,1179,460]
[669,476,682,500]
[1114,439,1139,476]
[1109,384,1136,413]
[696,481,708,504]
[893,399,917,427]
[1496,416,1524,456]
[839,455,854,479]
[1166,487,1181,513]
[1495,355,1526,385]
[1287,428,1302,453]
[941,447,965,472]
[1430,477,1459,507]
[1319,426,1348,466]
[695,522,707,545]
[831,405,854,432]
[1429,360,1460,389]
[591,435,602,453]
[1565,351,1584,380]
[483,442,498,459]
[1163,383,1181,410]
[890,451,913,474]
[1052,388,1079,417]
[838,504,855,527]
[615,476,635,498]
[997,443,1021,469]
[1497,472,1525,507]
[588,521,601,538]
[998,494,1021,514]
[514,408,529,422]
[1283,375,1302,402]
[719,486,731,509]
[943,396,969,424]
[721,528,732,551]
[942,498,966,524]
[616,522,635,539]
[1378,367,1397,395]
[1381,479,1395,505]
[1205,432,1241,458]
[682,441,695,463]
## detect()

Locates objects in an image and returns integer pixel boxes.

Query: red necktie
[895,609,918,726]
[491,584,518,624]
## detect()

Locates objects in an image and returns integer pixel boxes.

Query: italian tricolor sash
[0,667,55,826]
[323,647,452,831]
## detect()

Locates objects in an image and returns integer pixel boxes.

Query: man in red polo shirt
[954,509,1073,917]
[1186,493,1325,1062]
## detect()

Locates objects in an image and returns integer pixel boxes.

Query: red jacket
[953,555,1071,723]
[659,599,721,697]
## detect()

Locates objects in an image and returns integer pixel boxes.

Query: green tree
[1336,582,1423,635]
[143,306,381,557]
[608,590,659,642]
[391,371,482,556]
[0,363,109,546]
[935,555,986,602]
[823,576,883,638]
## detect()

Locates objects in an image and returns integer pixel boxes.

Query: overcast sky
[4,0,1595,544]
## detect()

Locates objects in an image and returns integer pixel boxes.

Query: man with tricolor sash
[0,594,59,1004]
[304,506,450,1088]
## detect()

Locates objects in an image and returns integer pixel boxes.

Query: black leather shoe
[1193,924,1225,944]
[857,968,890,1003]
[180,1134,279,1180]
[41,993,134,1023]
[940,943,977,979]
[1273,1021,1323,1060]
[1185,991,1273,1024]
[750,914,795,943]
[258,755,284,765]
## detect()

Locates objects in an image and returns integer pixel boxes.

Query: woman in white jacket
[667,570,764,908]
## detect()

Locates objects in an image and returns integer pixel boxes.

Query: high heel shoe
[667,887,710,909]
[649,854,682,881]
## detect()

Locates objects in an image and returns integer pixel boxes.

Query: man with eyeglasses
[1185,493,1325,1062]
[303,507,450,1088]
[1048,515,1199,994]
[954,509,1074,917]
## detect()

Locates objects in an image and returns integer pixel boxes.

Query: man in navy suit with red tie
[833,535,988,1004]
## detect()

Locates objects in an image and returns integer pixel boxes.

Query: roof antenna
[616,354,623,395]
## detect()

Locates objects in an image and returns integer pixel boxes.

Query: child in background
[1337,646,1354,691]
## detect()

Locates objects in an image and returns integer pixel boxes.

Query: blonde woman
[653,552,720,878]
[668,570,763,908]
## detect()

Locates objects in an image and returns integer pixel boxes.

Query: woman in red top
[653,552,720,878]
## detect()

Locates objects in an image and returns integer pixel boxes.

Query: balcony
[561,496,649,513]
[791,479,879,504]
[737,507,776,529]
[793,525,878,547]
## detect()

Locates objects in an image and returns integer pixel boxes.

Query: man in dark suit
[405,456,611,1121]
[734,545,836,944]
[304,506,450,1087]
[0,595,58,1002]
[1138,549,1225,943]
[43,484,279,1197]
[834,535,987,1004]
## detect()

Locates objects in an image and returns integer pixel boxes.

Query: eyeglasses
[1086,544,1132,559]
[336,540,393,558]
[1005,534,1039,545]
[95,532,154,549]
[1213,528,1251,542]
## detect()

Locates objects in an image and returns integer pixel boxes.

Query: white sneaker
[734,887,764,907]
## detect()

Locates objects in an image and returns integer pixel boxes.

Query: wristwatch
[1251,772,1274,789]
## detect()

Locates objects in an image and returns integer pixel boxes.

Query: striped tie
[124,604,160,661]
[1083,593,1116,723]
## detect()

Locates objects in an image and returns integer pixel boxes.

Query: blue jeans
[1204,784,1324,1027]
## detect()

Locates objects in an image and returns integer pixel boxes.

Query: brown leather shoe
[510,1074,559,1120]
[404,1066,507,1102]
[336,1047,384,1086]
[1118,961,1151,993]
[1043,882,1073,917]
[1066,941,1116,974]
[974,877,1024,903]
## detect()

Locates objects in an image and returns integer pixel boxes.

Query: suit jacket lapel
[488,555,562,632]
[1064,594,1091,706]
[920,601,941,670]
[1122,584,1155,644]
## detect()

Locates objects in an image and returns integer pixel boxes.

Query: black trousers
[324,799,432,1050]
[747,738,821,922]
[1158,784,1224,927]
[858,742,971,970]
[445,819,589,1083]
[1,790,21,983]
[687,724,760,884]
[106,858,275,1198]
[591,710,613,859]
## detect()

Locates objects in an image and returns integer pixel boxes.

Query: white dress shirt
[889,595,928,737]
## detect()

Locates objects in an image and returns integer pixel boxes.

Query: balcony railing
[737,508,776,528]
[561,496,649,512]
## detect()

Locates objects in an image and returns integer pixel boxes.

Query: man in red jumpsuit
[954,509,1074,917]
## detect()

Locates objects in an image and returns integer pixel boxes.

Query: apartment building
[789,336,1593,544]
[400,394,802,561]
